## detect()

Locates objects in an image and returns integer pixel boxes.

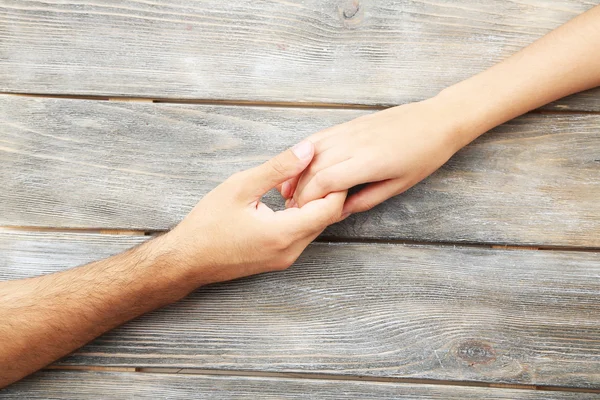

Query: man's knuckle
[278,253,298,270]
[357,198,375,212]
[285,253,298,267]
[327,214,340,226]
[318,212,338,228]
[268,157,288,178]
[274,263,290,272]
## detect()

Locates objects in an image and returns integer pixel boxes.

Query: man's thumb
[242,140,314,200]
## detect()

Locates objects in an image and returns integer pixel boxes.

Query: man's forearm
[0,235,199,387]
[0,141,340,388]
[439,4,600,149]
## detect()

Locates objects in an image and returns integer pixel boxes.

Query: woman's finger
[342,179,403,214]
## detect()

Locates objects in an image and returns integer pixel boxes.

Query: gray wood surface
[2,95,600,247]
[1,0,599,110]
[3,371,598,399]
[1,230,599,387]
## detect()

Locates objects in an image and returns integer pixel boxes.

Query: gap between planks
[0,92,384,111]
[3,226,600,253]
[4,91,600,115]
[3,92,599,252]
[44,366,600,394]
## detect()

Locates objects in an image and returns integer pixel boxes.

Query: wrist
[139,233,212,289]
[432,82,498,151]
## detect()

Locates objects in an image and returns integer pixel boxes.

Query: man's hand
[165,139,346,284]
[281,99,461,216]
[0,141,345,388]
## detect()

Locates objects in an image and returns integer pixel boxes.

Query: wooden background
[1,0,599,397]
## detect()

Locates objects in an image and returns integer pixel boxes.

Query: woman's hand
[284,97,464,216]
[286,4,600,217]
[165,140,347,285]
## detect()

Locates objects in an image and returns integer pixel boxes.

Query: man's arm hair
[0,140,344,388]
[0,236,196,387]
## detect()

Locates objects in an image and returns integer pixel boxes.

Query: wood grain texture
[1,0,599,110]
[2,96,600,247]
[3,371,599,399]
[1,230,599,387]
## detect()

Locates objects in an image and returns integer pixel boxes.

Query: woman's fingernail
[291,140,313,161]
[289,199,297,208]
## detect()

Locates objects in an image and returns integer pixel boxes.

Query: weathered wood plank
[2,96,599,247]
[3,371,598,399]
[0,0,599,110]
[1,230,599,387]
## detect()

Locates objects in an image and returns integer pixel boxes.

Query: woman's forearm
[287,5,600,213]
[440,4,600,149]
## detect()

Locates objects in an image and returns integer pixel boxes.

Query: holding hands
[165,140,347,284]
[280,97,464,216]
[176,2,600,267]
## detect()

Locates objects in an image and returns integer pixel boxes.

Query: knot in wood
[455,340,496,365]
[338,1,363,28]
[342,0,360,19]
